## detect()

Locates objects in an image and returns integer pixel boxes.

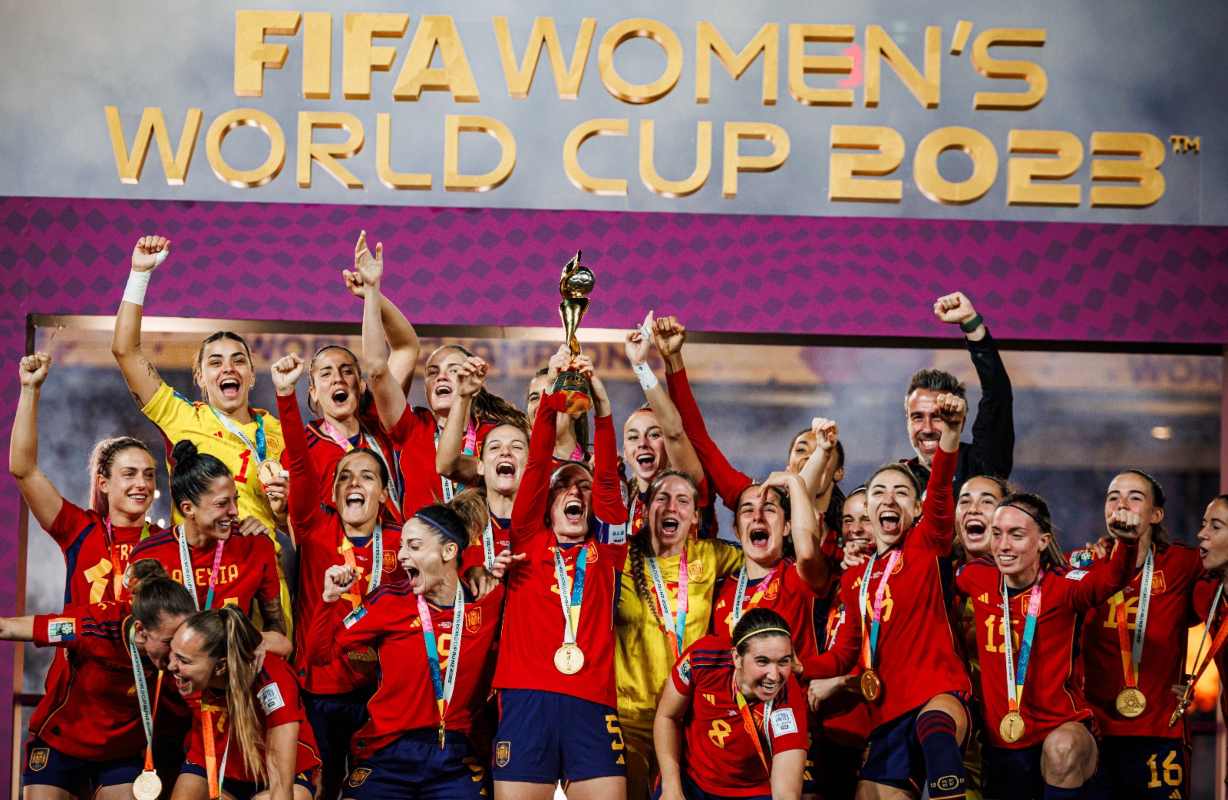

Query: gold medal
[1115,687,1147,718]
[999,711,1026,743]
[258,459,287,485]
[859,669,881,702]
[132,770,162,800]
[554,643,585,675]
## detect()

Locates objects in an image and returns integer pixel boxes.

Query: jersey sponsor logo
[465,606,482,634]
[47,618,76,642]
[1065,569,1088,581]
[346,768,371,787]
[343,606,368,629]
[257,682,286,714]
[770,708,798,736]
[495,741,512,768]
[27,747,49,772]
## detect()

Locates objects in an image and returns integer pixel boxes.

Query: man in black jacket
[902,292,1014,492]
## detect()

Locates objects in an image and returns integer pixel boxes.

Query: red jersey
[309,580,504,761]
[28,602,150,760]
[130,528,280,616]
[47,500,160,606]
[1191,576,1228,743]
[672,636,810,797]
[387,407,496,518]
[955,540,1137,749]
[494,392,628,708]
[811,447,969,727]
[460,513,512,575]
[666,368,753,509]
[817,600,873,744]
[186,654,320,783]
[281,391,406,694]
[1078,541,1203,739]
[276,395,403,524]
[711,563,822,679]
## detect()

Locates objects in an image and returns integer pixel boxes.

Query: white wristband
[122,270,152,306]
[633,362,658,392]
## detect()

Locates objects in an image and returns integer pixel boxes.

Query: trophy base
[553,370,592,415]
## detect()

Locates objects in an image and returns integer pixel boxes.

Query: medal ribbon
[1002,574,1043,714]
[340,524,384,597]
[857,549,902,670]
[127,627,162,771]
[647,546,689,656]
[319,420,405,515]
[1113,546,1154,692]
[730,563,782,632]
[1188,584,1228,691]
[202,704,231,800]
[416,584,466,749]
[436,420,478,503]
[732,678,774,773]
[176,527,227,611]
[553,545,590,645]
[209,407,267,462]
[104,518,149,599]
[482,518,496,572]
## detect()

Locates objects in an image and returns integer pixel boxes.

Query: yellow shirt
[616,539,743,728]
[142,381,285,531]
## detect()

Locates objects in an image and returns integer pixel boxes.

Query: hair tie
[413,512,467,549]
[735,626,791,648]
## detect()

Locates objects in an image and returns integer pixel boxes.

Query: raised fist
[933,393,967,433]
[270,353,305,396]
[933,292,977,325]
[131,235,170,273]
[455,356,488,399]
[322,564,358,603]
[19,352,51,388]
[651,315,687,358]
[810,418,838,451]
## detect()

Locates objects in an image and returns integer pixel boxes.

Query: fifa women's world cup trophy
[553,251,595,415]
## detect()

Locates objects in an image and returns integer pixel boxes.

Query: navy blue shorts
[1094,736,1187,800]
[304,687,372,794]
[982,743,1044,800]
[651,771,769,800]
[344,730,486,800]
[22,737,141,794]
[181,761,316,800]
[493,689,626,784]
[860,694,970,792]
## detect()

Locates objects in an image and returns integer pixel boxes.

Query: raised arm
[574,356,627,525]
[355,234,408,431]
[798,418,839,511]
[625,314,705,487]
[343,231,420,396]
[271,354,325,537]
[809,576,863,678]
[934,292,1014,478]
[918,394,965,553]
[9,353,64,529]
[763,471,827,594]
[511,387,565,542]
[111,236,170,406]
[435,356,486,484]
[1069,523,1140,612]
[654,316,753,508]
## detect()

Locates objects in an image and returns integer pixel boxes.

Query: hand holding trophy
[553,251,596,415]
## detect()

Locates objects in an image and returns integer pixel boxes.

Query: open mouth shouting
[330,386,351,406]
[879,510,902,537]
[963,517,987,541]
[218,376,242,401]
[563,499,586,526]
[747,526,771,548]
[634,450,658,476]
[345,490,366,510]
[495,459,517,479]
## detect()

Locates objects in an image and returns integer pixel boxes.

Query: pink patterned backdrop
[0,195,1226,786]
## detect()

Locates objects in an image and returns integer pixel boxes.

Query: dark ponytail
[170,440,231,510]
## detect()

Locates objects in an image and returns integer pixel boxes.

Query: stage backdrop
[1,0,1227,791]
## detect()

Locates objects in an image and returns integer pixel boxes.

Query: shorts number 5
[604,714,626,752]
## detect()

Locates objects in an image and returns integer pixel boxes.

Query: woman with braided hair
[616,470,742,800]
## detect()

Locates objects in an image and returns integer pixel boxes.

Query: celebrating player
[617,469,742,799]
[526,355,590,464]
[130,441,289,653]
[654,608,810,800]
[112,235,298,631]
[812,393,970,800]
[1072,471,1204,800]
[1188,496,1228,738]
[310,503,509,799]
[272,352,408,800]
[3,561,196,800]
[491,357,628,800]
[11,352,161,606]
[168,607,319,800]
[956,493,1138,800]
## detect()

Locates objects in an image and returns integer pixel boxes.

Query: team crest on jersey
[28,747,49,772]
[764,579,780,602]
[46,618,76,643]
[1149,570,1167,594]
[382,551,397,572]
[347,768,371,787]
[495,741,512,768]
[585,542,599,564]
[465,606,482,633]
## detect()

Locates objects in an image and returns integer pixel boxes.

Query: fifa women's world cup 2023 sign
[65,4,1212,220]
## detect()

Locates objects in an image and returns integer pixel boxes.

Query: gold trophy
[553,251,596,415]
